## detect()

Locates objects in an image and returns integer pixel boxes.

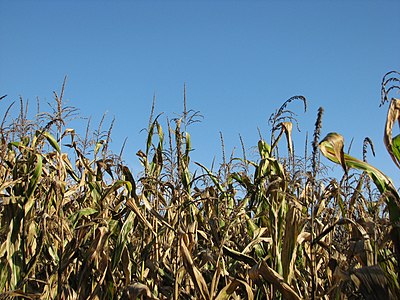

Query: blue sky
[1,1,400,183]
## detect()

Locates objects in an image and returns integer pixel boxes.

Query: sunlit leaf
[384,98,400,169]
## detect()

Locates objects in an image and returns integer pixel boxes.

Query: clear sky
[1,1,400,183]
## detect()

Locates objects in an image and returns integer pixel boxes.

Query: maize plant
[0,73,399,299]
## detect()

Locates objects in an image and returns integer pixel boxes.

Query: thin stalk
[311,107,324,299]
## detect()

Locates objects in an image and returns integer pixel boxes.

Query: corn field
[1,72,400,299]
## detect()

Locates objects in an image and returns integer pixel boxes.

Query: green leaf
[258,139,271,159]
[94,140,105,156]
[384,98,400,169]
[42,131,61,153]
[112,211,135,270]
[69,207,98,228]
[25,154,43,214]
[99,180,132,204]
[194,162,224,193]
[392,134,400,164]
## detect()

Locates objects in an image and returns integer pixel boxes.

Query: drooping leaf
[281,121,293,156]
[249,261,302,300]
[42,131,61,153]
[125,197,156,236]
[384,98,400,169]
[319,133,395,194]
[180,235,210,299]
[319,132,347,174]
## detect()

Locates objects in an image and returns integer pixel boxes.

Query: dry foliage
[1,73,400,299]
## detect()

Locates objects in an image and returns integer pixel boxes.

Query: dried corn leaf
[282,202,303,283]
[125,197,156,236]
[215,278,254,300]
[281,121,293,156]
[180,235,210,299]
[141,194,175,231]
[222,245,257,266]
[250,261,302,300]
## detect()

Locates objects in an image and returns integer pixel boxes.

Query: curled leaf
[384,98,400,169]
[319,132,395,194]
[319,132,347,174]
[281,121,293,156]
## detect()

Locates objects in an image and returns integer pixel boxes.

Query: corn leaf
[42,131,61,153]
[384,98,400,169]
[320,132,400,267]
[180,236,210,299]
[250,261,302,300]
[112,211,135,270]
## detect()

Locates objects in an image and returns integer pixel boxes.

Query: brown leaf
[122,282,158,300]
[251,261,302,300]
[180,235,210,299]
[214,278,254,300]
[281,121,293,156]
